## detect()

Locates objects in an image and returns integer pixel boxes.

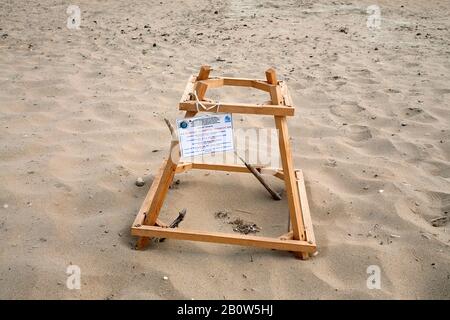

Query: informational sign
[176,113,234,158]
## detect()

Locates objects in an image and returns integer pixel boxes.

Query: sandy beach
[0,0,449,299]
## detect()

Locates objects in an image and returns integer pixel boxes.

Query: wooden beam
[279,80,293,107]
[132,160,167,228]
[180,75,196,103]
[296,170,316,246]
[196,65,211,81]
[179,101,294,116]
[265,68,278,85]
[252,80,274,93]
[135,156,177,249]
[275,116,306,242]
[274,171,285,180]
[191,162,256,173]
[199,78,224,89]
[175,162,193,173]
[131,225,317,253]
[265,68,283,105]
[195,81,208,100]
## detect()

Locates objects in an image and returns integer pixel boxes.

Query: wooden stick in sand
[236,153,282,201]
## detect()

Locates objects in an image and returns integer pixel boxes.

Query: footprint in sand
[330,102,365,119]
[344,125,372,142]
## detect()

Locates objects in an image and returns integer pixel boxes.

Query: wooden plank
[132,160,167,228]
[135,157,177,249]
[252,80,273,93]
[188,163,284,178]
[195,81,208,100]
[274,171,285,180]
[275,116,306,242]
[265,68,278,85]
[223,78,253,87]
[296,170,316,245]
[196,65,211,81]
[222,78,272,93]
[175,162,193,173]
[179,101,295,116]
[131,225,317,253]
[269,85,283,105]
[191,162,255,173]
[180,75,196,103]
[199,78,224,88]
[279,80,293,107]
[265,68,283,105]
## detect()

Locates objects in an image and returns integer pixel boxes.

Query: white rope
[194,90,220,113]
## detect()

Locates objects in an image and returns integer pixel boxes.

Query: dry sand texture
[0,0,449,299]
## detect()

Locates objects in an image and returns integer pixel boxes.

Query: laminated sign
[177,113,234,158]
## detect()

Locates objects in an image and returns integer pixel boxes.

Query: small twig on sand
[234,208,254,215]
[164,117,177,140]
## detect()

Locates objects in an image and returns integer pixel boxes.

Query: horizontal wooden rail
[176,162,284,179]
[131,225,316,253]
[179,101,294,116]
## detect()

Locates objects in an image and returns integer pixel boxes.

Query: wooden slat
[279,80,293,107]
[275,116,306,242]
[131,225,317,253]
[274,171,285,180]
[189,162,283,175]
[223,78,254,87]
[252,80,273,92]
[195,81,208,100]
[135,157,176,249]
[296,170,316,245]
[265,68,278,85]
[132,161,167,228]
[143,151,177,225]
[180,75,196,103]
[179,101,294,116]
[191,162,255,173]
[269,86,283,105]
[175,162,193,173]
[265,68,283,105]
[199,78,224,88]
[196,65,211,81]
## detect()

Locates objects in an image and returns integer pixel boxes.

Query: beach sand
[0,0,449,299]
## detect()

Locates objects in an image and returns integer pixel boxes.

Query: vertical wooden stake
[197,65,211,81]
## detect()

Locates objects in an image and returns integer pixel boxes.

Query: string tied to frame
[193,90,221,113]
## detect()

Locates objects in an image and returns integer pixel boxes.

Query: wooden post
[136,111,196,249]
[197,65,211,81]
[196,82,208,100]
[266,68,308,259]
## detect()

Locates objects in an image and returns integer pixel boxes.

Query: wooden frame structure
[131,66,317,259]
